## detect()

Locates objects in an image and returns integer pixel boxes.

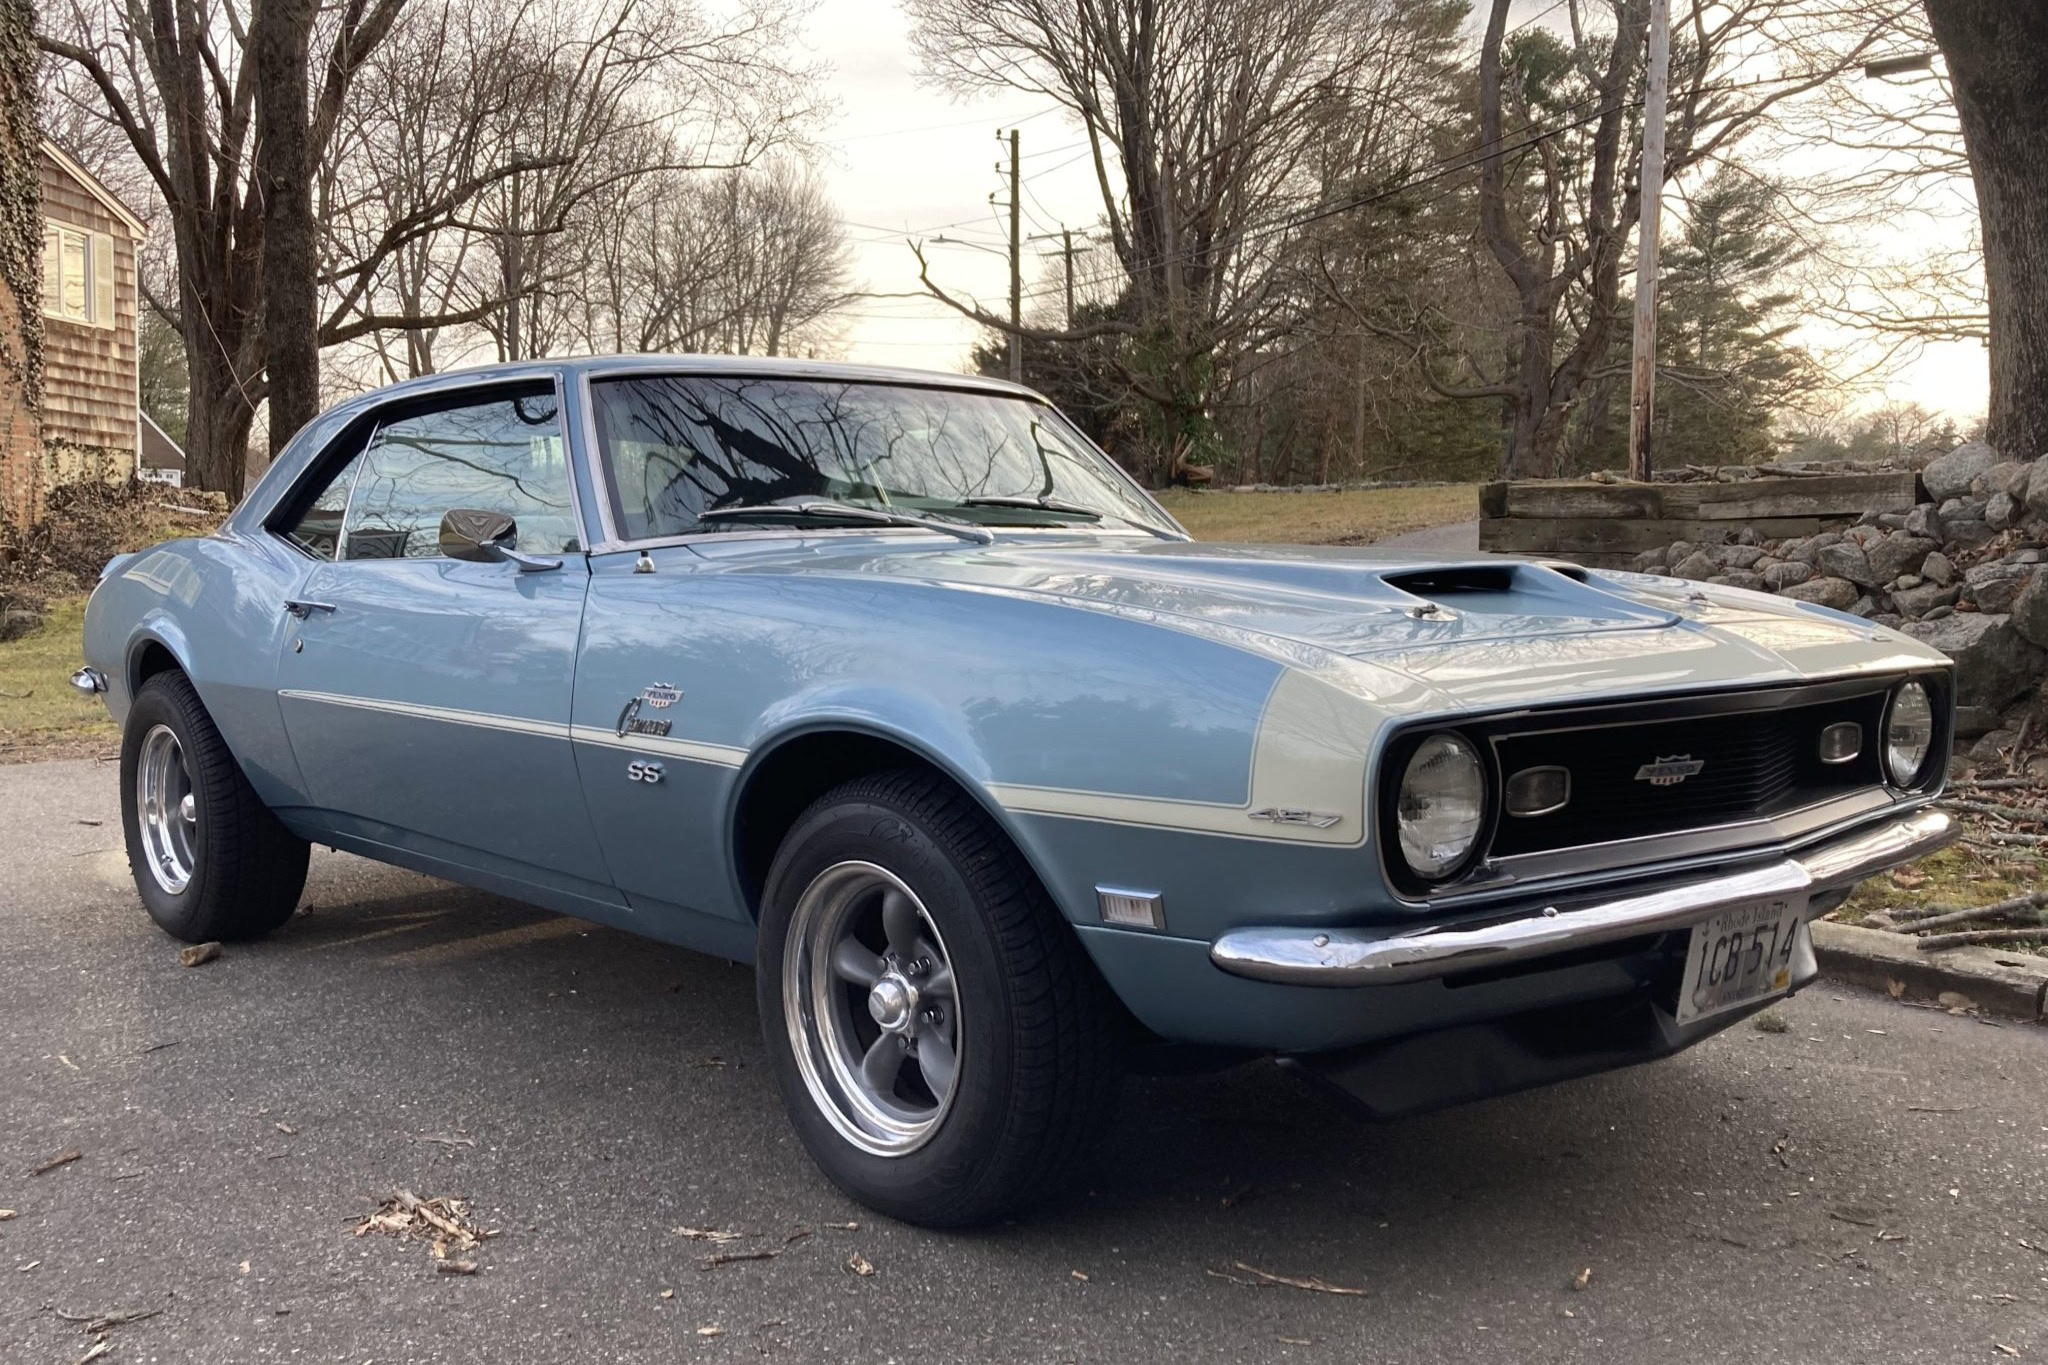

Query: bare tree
[38,0,417,491]
[1921,0,2048,459]
[43,0,816,491]
[905,0,1423,482]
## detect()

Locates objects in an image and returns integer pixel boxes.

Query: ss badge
[626,760,665,785]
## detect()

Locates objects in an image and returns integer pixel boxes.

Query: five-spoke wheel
[757,768,1122,1227]
[120,670,308,943]
[785,861,962,1155]
[135,724,199,895]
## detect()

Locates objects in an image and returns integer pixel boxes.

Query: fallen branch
[52,1307,161,1333]
[32,1149,82,1176]
[1963,830,2048,848]
[1917,927,2048,951]
[1212,1261,1367,1296]
[1940,798,2048,824]
[1954,778,2042,792]
[1893,890,2048,933]
[699,1248,782,1270]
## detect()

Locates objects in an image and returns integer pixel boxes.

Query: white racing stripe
[277,689,564,738]
[568,725,748,768]
[989,670,1376,846]
[280,675,1372,841]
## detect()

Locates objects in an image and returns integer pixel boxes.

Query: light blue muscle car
[75,355,1957,1226]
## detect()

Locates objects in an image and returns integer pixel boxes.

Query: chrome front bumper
[1211,808,1955,987]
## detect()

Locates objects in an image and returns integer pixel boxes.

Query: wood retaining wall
[1477,472,1924,568]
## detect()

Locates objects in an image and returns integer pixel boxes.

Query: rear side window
[280,386,576,560]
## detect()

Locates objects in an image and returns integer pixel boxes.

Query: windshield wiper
[964,496,1184,541]
[958,495,1103,519]
[698,495,994,545]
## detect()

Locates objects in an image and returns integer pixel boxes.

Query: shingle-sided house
[36,140,144,487]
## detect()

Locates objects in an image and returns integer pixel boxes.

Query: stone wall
[1628,442,2048,757]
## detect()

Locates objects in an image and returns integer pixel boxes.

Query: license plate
[1676,897,1807,1024]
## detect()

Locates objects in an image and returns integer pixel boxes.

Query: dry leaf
[1993,1346,2019,1358]
[1886,978,1908,999]
[437,1259,478,1275]
[1277,1338,1312,1346]
[674,1226,742,1244]
[1071,1270,1090,1282]
[696,1325,725,1338]
[659,1289,674,1300]
[75,1340,112,1365]
[0,1210,15,1220]
[1571,1267,1592,1291]
[238,1259,251,1275]
[178,941,221,968]
[274,1122,298,1136]
[17,1260,41,1271]
[845,1253,876,1277]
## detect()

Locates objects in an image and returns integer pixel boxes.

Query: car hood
[695,534,1950,711]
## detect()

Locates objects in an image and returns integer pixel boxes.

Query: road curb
[1812,919,2047,1022]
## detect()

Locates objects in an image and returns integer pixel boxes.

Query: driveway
[1371,519,1479,552]
[1,758,2043,1363]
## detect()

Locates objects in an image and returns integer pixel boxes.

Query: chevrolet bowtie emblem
[1634,755,1705,787]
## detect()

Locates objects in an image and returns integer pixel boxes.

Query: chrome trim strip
[1475,787,1897,890]
[1210,808,1956,987]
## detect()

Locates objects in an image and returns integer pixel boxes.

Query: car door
[270,381,615,899]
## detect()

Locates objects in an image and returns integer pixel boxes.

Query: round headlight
[1884,680,1935,786]
[1396,732,1487,879]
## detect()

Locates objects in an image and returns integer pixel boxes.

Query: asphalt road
[1370,519,1480,553]
[2,759,2044,1365]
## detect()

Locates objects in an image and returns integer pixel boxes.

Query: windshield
[589,375,1181,541]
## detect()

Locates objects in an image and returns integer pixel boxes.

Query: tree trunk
[255,0,319,457]
[182,323,258,495]
[1924,0,2048,460]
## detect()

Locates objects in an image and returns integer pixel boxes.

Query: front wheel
[757,769,1122,1227]
[120,671,309,943]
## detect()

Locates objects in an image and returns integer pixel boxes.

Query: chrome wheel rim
[783,861,962,1157]
[137,724,198,895]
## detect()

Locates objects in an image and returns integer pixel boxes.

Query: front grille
[1487,691,1889,858]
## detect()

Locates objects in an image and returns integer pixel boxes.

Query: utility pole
[504,172,524,362]
[1029,227,1087,326]
[1005,128,1022,383]
[1627,0,1671,482]
[1060,227,1075,326]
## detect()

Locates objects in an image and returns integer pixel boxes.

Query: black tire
[120,671,309,943]
[757,768,1123,1227]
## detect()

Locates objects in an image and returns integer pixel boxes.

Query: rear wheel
[120,671,309,943]
[757,769,1122,1227]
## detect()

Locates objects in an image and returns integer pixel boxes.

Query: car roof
[366,353,1043,405]
[229,353,1052,537]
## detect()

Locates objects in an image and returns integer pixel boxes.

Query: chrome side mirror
[437,508,561,573]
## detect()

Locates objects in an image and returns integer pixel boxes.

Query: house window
[41,222,115,327]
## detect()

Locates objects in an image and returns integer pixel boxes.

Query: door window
[280,386,577,561]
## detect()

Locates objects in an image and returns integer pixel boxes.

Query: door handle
[282,600,337,619]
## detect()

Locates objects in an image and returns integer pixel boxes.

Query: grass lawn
[0,595,116,762]
[1158,484,1478,544]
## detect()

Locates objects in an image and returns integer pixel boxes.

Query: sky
[804,0,1991,422]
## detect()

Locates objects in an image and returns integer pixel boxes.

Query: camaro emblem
[615,683,682,739]
[1635,754,1705,787]
[1248,807,1343,829]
